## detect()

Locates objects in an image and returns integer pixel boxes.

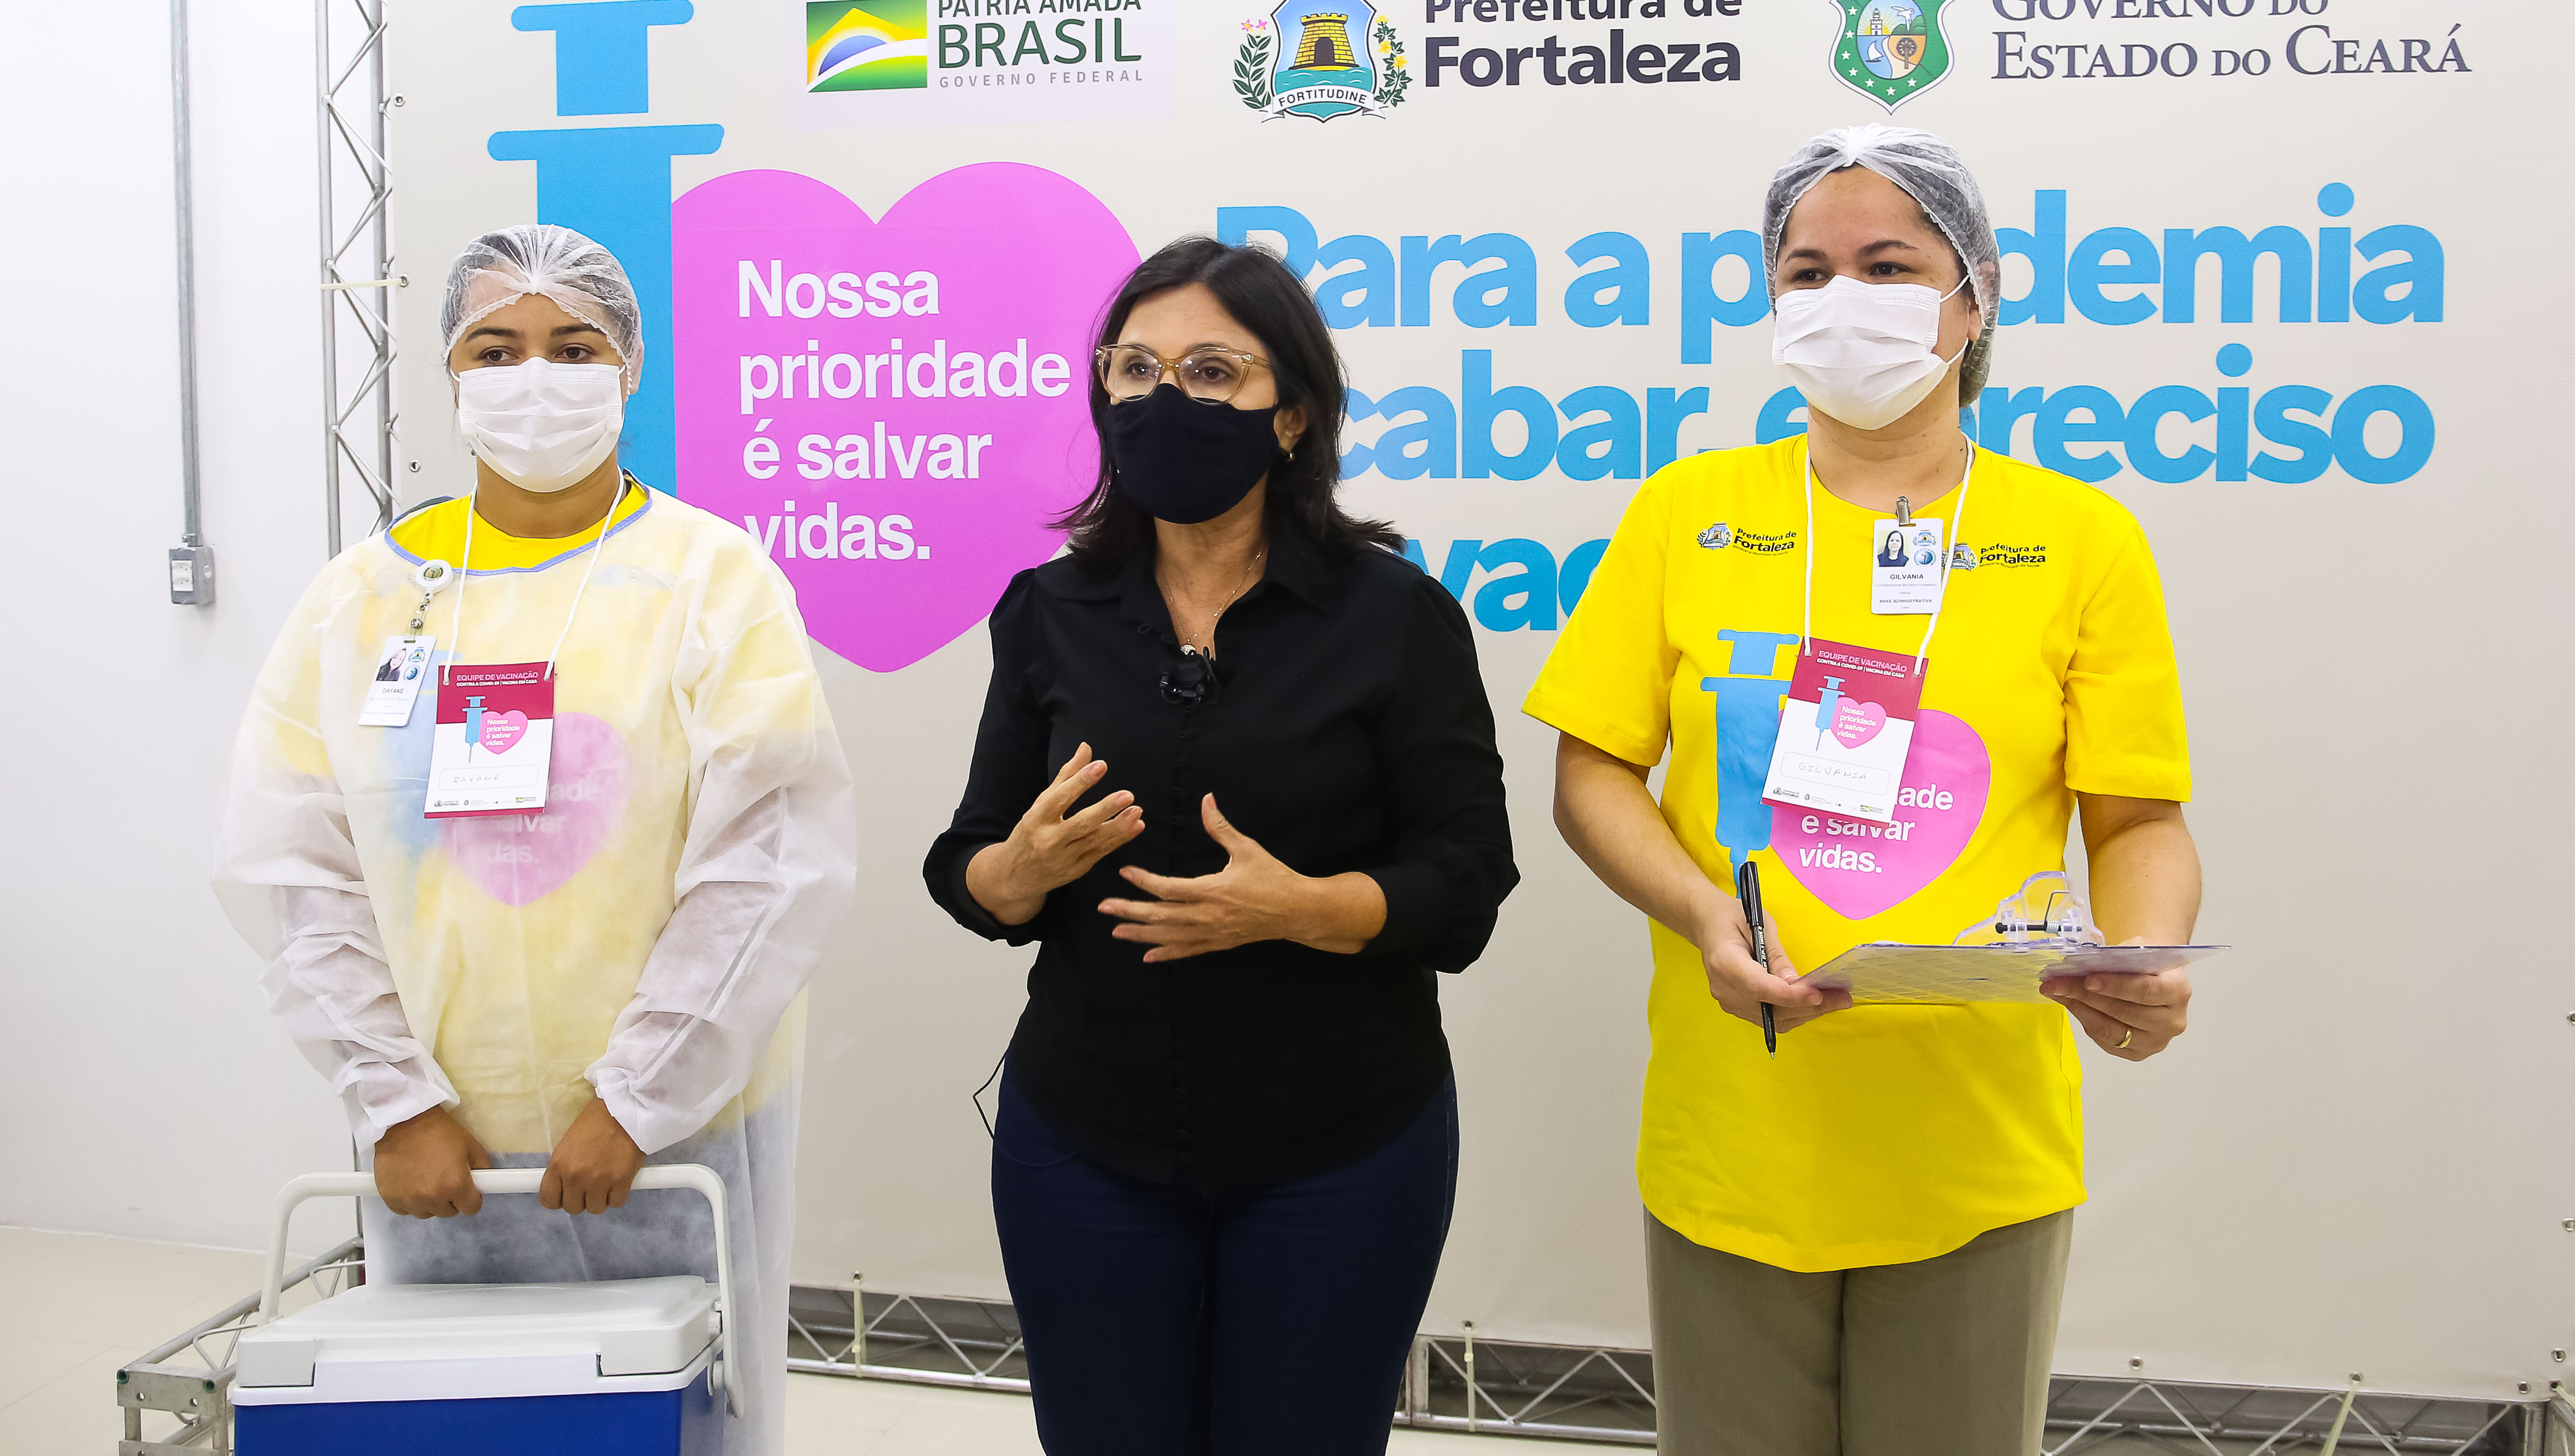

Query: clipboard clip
[1964,873,2104,948]
[1996,893,2083,938]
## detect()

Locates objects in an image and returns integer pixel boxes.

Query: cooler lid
[234,1276,717,1394]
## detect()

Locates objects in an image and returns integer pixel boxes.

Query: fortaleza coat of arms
[1236,1,1411,122]
[1828,0,1956,110]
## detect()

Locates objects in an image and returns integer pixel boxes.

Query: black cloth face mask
[1105,384,1282,525]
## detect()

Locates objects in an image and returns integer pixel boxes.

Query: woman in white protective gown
[215,224,857,1456]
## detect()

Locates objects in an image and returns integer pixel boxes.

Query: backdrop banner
[391,0,2571,1398]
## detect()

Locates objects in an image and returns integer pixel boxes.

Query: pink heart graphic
[1772,710,1990,920]
[478,709,530,756]
[1830,699,1887,750]
[446,712,628,906]
[673,165,1140,673]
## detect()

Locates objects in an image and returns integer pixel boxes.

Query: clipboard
[1802,940,2229,1006]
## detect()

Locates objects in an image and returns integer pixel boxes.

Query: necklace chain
[1170,546,1265,656]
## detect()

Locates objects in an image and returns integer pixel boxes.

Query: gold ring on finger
[2116,1027,2135,1050]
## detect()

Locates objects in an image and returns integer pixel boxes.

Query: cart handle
[256,1166,736,1411]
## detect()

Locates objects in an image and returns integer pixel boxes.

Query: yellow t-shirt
[1524,436,2190,1273]
[390,475,651,572]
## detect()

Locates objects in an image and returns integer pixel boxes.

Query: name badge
[1759,639,1924,826]
[357,635,436,727]
[1870,516,1946,614]
[424,663,556,819]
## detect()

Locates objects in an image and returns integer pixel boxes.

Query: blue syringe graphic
[462,694,486,761]
[1814,675,1845,748]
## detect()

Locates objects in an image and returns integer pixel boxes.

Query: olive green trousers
[1645,1207,2075,1456]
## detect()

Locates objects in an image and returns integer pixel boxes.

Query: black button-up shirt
[923,532,1518,1186]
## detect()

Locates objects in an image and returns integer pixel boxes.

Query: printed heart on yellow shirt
[444,713,628,906]
[1771,710,1989,921]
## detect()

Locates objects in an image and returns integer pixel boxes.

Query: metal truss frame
[782,1282,2569,1452]
[779,1283,1659,1442]
[317,0,400,555]
[114,1238,362,1456]
[115,1265,2572,1453]
[1401,1329,1654,1442]
[785,1282,1029,1389]
[2045,1376,2568,1456]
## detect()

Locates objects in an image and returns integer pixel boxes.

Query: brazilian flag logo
[1828,0,1954,110]
[807,1,928,92]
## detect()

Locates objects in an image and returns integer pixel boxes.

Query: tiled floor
[0,1226,1533,1454]
[0,1228,280,1455]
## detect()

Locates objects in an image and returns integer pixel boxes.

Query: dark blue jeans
[989,1069,1460,1455]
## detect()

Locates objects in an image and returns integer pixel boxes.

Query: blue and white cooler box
[232,1167,734,1455]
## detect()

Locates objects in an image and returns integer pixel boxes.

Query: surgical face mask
[453,358,625,493]
[1772,273,1973,431]
[1105,384,1282,525]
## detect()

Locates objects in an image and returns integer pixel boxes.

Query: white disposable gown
[216,481,857,1455]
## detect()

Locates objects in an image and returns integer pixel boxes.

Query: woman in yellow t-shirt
[1527,126,2204,1455]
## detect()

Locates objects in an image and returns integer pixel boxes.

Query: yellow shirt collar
[387,475,651,574]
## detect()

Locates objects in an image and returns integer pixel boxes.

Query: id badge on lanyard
[424,663,556,817]
[1870,514,1945,615]
[416,486,617,820]
[359,559,455,729]
[1760,641,1924,825]
[357,635,436,727]
[1759,453,1972,826]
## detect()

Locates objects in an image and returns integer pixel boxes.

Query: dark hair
[1056,237,1400,572]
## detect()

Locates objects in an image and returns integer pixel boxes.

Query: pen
[1736,860,1777,1058]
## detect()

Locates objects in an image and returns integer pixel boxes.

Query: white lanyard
[1799,438,1974,676]
[441,480,623,684]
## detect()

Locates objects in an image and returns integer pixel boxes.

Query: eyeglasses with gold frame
[1094,344,1272,406]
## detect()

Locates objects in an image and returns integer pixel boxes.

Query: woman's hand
[1099,796,1386,962]
[1692,894,1849,1033]
[2045,944,2191,1061]
[1550,737,1844,1034]
[373,1105,492,1219]
[967,743,1147,926]
[541,1098,649,1215]
[2063,795,2201,1061]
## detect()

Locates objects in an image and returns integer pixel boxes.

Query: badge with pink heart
[1757,639,1926,827]
[423,662,559,821]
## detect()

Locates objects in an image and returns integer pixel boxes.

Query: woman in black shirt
[923,237,1516,1453]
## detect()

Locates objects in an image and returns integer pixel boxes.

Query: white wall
[0,1,360,1252]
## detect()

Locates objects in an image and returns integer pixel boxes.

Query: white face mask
[1771,273,1973,432]
[453,358,625,493]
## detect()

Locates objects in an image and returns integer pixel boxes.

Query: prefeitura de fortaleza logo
[1827,0,1955,109]
[1236,0,1411,121]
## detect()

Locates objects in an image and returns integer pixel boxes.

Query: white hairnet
[1763,124,2000,404]
[439,224,644,391]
